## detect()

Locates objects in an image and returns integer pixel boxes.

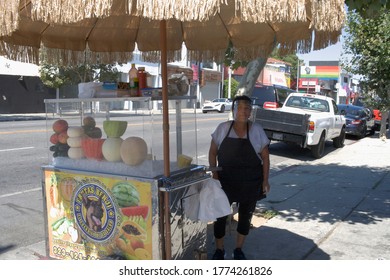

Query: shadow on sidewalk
[206,220,330,260]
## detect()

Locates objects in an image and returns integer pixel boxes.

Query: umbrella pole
[160,19,172,260]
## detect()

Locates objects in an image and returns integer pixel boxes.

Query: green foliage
[223,77,239,98]
[224,41,250,70]
[343,9,390,111]
[270,48,302,82]
[345,0,390,18]
[39,62,121,89]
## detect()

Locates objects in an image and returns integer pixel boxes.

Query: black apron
[217,121,265,203]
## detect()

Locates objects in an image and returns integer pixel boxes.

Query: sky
[297,40,343,65]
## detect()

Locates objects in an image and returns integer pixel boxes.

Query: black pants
[213,199,257,239]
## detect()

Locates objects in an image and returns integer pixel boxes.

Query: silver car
[202,98,232,113]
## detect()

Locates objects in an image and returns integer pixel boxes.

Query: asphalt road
[0,112,357,257]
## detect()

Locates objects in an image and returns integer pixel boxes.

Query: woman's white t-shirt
[211,121,270,161]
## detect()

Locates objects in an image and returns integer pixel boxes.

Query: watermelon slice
[120,205,149,219]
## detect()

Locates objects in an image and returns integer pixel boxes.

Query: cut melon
[67,137,83,148]
[67,126,84,137]
[102,137,123,162]
[68,147,84,159]
[120,137,147,166]
[103,120,128,137]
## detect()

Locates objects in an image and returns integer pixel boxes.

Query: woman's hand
[262,180,270,194]
[211,171,219,180]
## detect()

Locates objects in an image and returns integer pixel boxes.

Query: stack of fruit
[102,120,128,162]
[82,116,102,138]
[81,116,105,160]
[50,119,70,157]
[67,126,85,159]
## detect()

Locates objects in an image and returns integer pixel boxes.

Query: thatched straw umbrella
[0,0,345,259]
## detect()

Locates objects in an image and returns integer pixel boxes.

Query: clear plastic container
[128,63,138,88]
[137,67,147,90]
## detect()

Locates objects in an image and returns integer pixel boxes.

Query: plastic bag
[78,82,102,98]
[167,73,189,96]
[183,184,202,221]
[198,178,231,222]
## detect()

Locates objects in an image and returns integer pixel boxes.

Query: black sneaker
[233,248,247,260]
[212,249,225,260]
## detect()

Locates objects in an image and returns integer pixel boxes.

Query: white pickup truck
[253,92,346,158]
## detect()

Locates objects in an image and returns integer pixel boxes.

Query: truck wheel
[311,133,325,159]
[333,127,345,148]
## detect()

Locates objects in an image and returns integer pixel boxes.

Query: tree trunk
[379,110,389,140]
[236,58,267,97]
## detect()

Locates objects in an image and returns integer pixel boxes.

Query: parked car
[337,104,375,138]
[353,96,386,131]
[254,92,346,159]
[202,98,232,113]
[251,84,294,109]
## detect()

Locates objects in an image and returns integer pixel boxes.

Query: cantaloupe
[67,137,83,148]
[120,137,147,166]
[102,137,123,162]
[67,126,84,137]
[68,147,84,159]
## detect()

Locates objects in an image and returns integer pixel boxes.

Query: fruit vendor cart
[41,95,210,260]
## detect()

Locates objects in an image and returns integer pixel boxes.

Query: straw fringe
[30,0,115,23]
[141,50,182,63]
[310,0,345,31]
[0,0,20,36]
[42,46,135,66]
[313,30,341,51]
[0,40,40,65]
[0,0,346,66]
[237,0,307,23]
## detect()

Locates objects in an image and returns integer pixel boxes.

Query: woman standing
[208,95,270,260]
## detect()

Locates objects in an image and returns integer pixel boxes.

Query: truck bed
[254,108,310,136]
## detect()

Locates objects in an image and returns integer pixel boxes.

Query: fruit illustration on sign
[112,181,140,207]
[120,205,149,220]
[58,177,77,202]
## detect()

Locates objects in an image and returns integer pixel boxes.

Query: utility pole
[296,59,300,92]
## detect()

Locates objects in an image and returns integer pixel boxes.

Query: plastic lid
[138,67,145,71]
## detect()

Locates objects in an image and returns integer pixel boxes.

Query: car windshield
[285,96,329,112]
[339,106,365,118]
[251,86,275,106]
[212,98,228,103]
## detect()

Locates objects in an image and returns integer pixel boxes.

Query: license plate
[273,132,283,140]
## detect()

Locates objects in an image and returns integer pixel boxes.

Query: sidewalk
[207,134,390,260]
[1,133,389,260]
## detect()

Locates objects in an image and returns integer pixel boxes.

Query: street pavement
[1,117,389,260]
[207,132,390,260]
